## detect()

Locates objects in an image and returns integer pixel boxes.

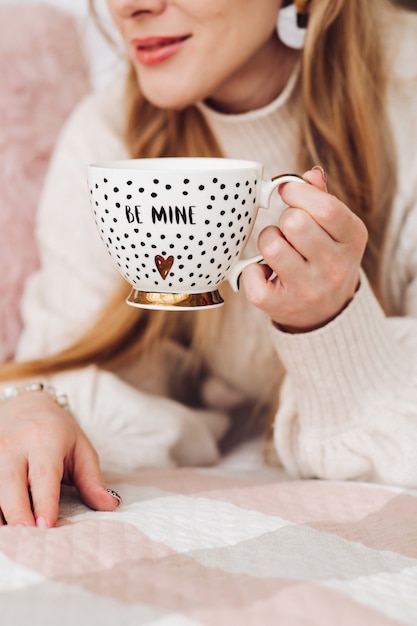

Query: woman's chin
[141,89,196,111]
[136,72,203,111]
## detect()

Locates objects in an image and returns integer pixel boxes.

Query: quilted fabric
[1,455,417,625]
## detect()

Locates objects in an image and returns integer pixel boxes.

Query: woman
[1,0,417,528]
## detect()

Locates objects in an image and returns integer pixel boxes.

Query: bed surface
[1,440,417,625]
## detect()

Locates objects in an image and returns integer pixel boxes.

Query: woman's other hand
[241,167,368,332]
[0,391,120,528]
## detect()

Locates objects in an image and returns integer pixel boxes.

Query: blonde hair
[0,1,396,408]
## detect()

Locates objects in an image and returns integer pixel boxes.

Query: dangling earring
[276,1,310,51]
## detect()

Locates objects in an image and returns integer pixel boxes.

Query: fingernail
[106,488,122,506]
[312,165,327,183]
[36,516,48,529]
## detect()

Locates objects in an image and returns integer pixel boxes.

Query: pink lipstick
[132,35,190,65]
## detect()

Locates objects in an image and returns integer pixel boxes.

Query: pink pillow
[0,4,90,362]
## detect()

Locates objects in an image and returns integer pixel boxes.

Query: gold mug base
[126,288,224,310]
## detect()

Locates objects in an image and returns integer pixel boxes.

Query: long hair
[0,0,396,394]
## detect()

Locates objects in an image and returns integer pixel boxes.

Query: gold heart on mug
[155,254,174,280]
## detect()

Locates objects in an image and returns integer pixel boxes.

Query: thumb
[71,435,122,512]
[302,165,328,192]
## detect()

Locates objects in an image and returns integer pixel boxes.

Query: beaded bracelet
[0,382,72,414]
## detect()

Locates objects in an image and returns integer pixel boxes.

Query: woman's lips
[132,35,190,66]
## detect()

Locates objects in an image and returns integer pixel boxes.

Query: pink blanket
[1,450,416,625]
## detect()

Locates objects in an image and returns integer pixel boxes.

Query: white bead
[2,386,18,399]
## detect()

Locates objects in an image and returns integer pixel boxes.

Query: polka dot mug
[88,158,304,310]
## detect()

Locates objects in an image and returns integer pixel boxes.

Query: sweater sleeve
[15,90,126,359]
[49,366,226,474]
[271,271,417,487]
[270,21,417,488]
[13,88,228,472]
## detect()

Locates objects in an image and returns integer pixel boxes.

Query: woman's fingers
[279,177,367,248]
[303,165,328,192]
[0,392,121,528]
[70,434,121,512]
[0,437,120,528]
[0,457,36,526]
[242,166,368,331]
[28,451,64,528]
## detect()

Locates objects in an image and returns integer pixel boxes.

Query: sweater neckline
[196,63,300,125]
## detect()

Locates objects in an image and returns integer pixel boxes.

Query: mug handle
[227,173,306,292]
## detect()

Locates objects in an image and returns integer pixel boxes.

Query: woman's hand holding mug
[242,167,368,332]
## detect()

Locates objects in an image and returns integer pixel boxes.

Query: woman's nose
[108,0,167,19]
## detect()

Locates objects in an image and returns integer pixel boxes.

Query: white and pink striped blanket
[1,442,417,625]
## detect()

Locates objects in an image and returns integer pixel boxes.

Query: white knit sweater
[14,9,417,485]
